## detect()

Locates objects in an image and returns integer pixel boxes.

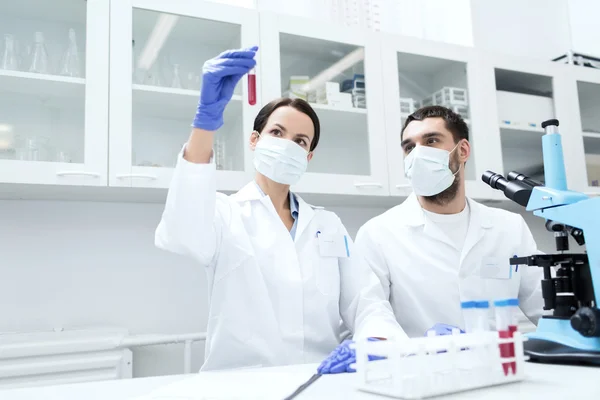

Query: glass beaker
[60,28,81,77]
[16,136,49,161]
[1,34,19,71]
[29,32,50,74]
[171,63,183,88]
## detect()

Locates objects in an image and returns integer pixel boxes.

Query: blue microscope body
[483,119,600,364]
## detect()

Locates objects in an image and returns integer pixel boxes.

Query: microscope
[482,119,600,365]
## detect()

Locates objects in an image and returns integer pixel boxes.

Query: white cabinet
[1,0,597,204]
[259,12,389,196]
[573,68,600,194]
[0,0,109,186]
[108,0,259,190]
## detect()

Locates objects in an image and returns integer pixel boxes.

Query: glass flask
[60,28,81,77]
[29,32,50,74]
[1,34,19,71]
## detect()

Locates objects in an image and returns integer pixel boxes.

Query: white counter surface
[1,362,599,400]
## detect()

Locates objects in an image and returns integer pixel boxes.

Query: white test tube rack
[355,331,527,399]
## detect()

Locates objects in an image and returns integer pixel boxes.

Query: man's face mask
[404,142,461,197]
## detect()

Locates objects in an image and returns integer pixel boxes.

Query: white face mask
[404,143,461,196]
[253,133,309,185]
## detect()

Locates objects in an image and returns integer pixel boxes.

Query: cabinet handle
[56,171,101,178]
[115,173,158,180]
[395,184,412,189]
[354,182,383,188]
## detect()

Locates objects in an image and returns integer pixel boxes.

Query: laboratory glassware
[16,136,49,161]
[1,34,19,71]
[29,32,50,74]
[60,28,81,77]
[248,67,256,105]
[171,64,183,88]
[214,136,226,170]
[461,301,477,333]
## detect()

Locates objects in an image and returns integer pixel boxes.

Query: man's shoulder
[361,201,413,233]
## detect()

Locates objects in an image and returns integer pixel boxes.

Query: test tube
[494,299,511,375]
[460,301,477,333]
[248,68,256,105]
[507,298,519,374]
[474,300,490,332]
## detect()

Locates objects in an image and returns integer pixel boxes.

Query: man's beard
[423,153,462,206]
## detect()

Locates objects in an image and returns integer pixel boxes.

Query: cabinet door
[109,0,259,189]
[480,55,573,198]
[259,12,388,196]
[573,69,600,195]
[0,0,109,185]
[380,35,488,198]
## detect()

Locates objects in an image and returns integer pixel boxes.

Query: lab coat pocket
[315,255,341,296]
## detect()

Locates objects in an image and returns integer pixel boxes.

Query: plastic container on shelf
[434,87,468,106]
[400,97,419,115]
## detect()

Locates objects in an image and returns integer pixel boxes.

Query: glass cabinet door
[109,0,258,189]
[494,69,555,183]
[577,80,600,192]
[259,13,388,196]
[381,36,476,197]
[0,0,108,185]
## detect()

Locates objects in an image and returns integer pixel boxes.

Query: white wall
[568,0,600,56]
[470,0,572,60]
[0,197,557,378]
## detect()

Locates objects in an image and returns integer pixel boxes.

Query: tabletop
[2,362,600,400]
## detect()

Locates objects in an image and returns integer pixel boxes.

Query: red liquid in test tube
[507,298,520,374]
[494,299,511,376]
[248,68,256,105]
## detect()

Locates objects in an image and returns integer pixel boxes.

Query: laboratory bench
[1,362,599,400]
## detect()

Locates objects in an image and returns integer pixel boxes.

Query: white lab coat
[355,194,545,337]
[155,153,404,371]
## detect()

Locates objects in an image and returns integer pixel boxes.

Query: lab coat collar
[231,181,316,242]
[401,194,492,230]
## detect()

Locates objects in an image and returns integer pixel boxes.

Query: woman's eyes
[270,128,308,147]
[270,128,282,136]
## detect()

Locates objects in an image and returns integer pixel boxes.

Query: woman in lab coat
[155,46,404,371]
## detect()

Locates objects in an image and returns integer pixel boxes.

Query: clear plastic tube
[461,301,477,333]
[248,67,256,105]
[474,300,490,332]
[507,298,519,374]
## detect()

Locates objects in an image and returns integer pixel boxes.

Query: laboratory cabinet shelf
[0,70,85,98]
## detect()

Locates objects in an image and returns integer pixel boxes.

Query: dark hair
[253,97,321,151]
[402,105,469,143]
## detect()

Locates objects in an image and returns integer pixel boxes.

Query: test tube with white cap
[507,298,519,374]
[460,301,477,333]
[474,300,490,332]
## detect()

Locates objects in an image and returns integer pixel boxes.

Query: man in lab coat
[355,105,545,337]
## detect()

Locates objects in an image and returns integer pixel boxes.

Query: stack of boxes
[400,86,469,122]
[341,74,366,109]
[285,75,363,110]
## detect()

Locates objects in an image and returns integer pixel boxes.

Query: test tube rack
[355,332,527,399]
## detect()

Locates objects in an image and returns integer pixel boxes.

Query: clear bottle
[1,34,19,71]
[60,28,80,77]
[29,32,50,74]
[171,63,183,89]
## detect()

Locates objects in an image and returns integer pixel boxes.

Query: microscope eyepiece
[541,119,559,128]
[507,171,543,188]
[482,170,508,190]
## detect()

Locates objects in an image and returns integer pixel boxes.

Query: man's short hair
[401,105,469,143]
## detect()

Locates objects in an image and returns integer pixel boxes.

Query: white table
[2,362,599,400]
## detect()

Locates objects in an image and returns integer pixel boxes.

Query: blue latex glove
[425,323,465,336]
[317,338,384,374]
[192,46,258,131]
